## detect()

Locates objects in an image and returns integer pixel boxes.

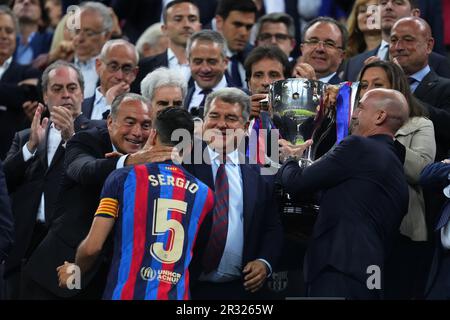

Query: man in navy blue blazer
[186,88,283,300]
[420,160,450,299]
[341,0,450,82]
[278,88,410,299]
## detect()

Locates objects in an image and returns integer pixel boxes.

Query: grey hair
[255,12,295,39]
[0,5,19,32]
[136,22,164,57]
[80,1,113,33]
[42,60,85,93]
[186,29,227,59]
[204,88,250,122]
[99,39,139,63]
[140,67,187,103]
[110,93,149,119]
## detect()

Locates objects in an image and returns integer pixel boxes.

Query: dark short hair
[154,107,194,146]
[256,12,295,39]
[408,0,420,9]
[162,0,198,24]
[42,60,84,93]
[244,45,291,81]
[302,16,349,50]
[358,60,426,117]
[215,0,257,20]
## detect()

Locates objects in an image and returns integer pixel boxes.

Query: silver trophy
[270,78,328,167]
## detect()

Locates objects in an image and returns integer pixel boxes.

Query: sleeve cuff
[22,143,36,161]
[257,258,273,278]
[116,154,128,169]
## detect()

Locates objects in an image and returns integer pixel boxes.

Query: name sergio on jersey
[148,174,199,194]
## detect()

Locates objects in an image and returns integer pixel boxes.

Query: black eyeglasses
[103,61,136,75]
[303,39,343,50]
[258,33,291,42]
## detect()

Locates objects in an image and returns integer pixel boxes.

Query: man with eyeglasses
[293,16,347,85]
[72,2,113,99]
[254,13,296,62]
[81,39,139,120]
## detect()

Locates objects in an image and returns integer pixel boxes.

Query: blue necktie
[199,89,212,107]
[203,162,229,273]
[230,55,243,87]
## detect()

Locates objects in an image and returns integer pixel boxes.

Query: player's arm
[75,216,115,273]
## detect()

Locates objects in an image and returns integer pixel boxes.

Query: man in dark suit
[390,17,450,162]
[185,30,240,117]
[215,0,257,89]
[22,93,175,299]
[420,159,450,299]
[341,0,450,82]
[0,160,13,300]
[0,6,41,160]
[2,60,100,299]
[11,0,53,66]
[186,88,283,300]
[81,39,139,120]
[292,17,346,85]
[277,88,410,299]
[131,0,201,94]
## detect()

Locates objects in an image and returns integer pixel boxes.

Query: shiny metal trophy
[270,78,328,168]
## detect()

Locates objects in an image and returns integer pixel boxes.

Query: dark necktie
[203,162,229,273]
[383,44,390,61]
[102,109,110,120]
[408,77,417,85]
[435,202,450,231]
[199,89,212,107]
[230,54,243,87]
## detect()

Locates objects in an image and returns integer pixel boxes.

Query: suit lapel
[81,97,95,119]
[37,123,52,170]
[415,71,439,99]
[185,86,195,111]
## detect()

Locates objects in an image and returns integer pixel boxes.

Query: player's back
[97,161,214,300]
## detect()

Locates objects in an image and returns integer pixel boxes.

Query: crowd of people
[1,0,450,300]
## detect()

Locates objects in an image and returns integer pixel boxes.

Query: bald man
[391,17,450,162]
[277,89,410,299]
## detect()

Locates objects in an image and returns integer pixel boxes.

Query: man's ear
[149,128,158,146]
[215,15,224,32]
[375,110,387,125]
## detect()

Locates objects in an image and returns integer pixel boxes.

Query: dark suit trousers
[307,266,381,300]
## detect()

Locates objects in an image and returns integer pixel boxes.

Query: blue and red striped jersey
[95,162,214,300]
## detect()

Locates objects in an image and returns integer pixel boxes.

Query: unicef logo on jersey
[140,267,157,281]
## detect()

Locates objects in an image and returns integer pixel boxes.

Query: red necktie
[203,162,229,273]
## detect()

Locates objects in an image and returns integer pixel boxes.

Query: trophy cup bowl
[270,78,328,168]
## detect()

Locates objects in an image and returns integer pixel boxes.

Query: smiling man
[2,61,103,299]
[82,39,139,120]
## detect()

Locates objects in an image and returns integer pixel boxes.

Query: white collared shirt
[0,56,12,80]
[189,76,228,111]
[90,87,110,120]
[408,65,431,93]
[22,124,62,223]
[75,56,99,99]
[319,72,337,84]
[377,40,390,60]
[167,48,191,82]
[441,173,450,249]
[201,147,244,282]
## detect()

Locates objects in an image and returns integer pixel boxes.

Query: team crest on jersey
[140,267,181,285]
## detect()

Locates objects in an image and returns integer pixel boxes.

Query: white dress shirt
[377,40,390,60]
[189,76,227,111]
[319,72,337,84]
[167,48,191,82]
[75,56,99,99]
[201,147,244,282]
[90,87,110,120]
[442,173,450,249]
[22,124,62,223]
[0,56,12,80]
[408,65,431,93]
